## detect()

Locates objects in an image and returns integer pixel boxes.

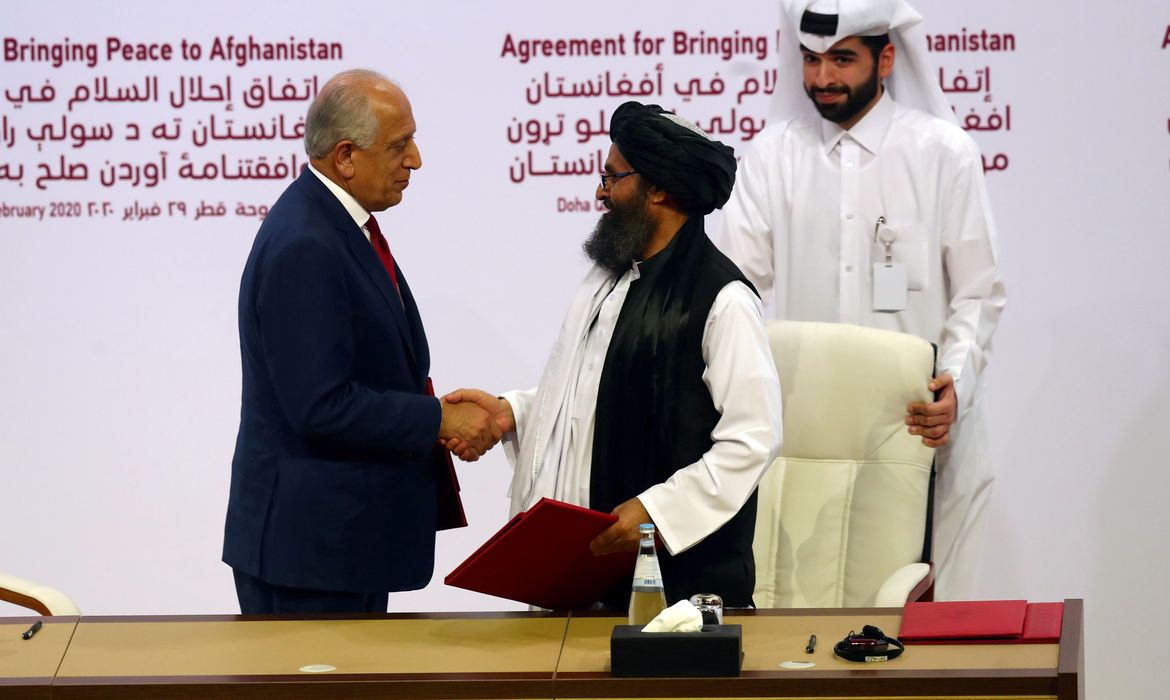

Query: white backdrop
[2,2,1169,697]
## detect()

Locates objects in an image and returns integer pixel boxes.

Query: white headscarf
[770,0,957,126]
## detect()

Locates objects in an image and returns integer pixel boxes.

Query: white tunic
[716,92,1006,598]
[502,260,782,557]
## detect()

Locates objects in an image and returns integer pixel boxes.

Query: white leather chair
[753,321,935,608]
[0,572,80,615]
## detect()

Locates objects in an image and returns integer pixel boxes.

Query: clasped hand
[905,372,957,448]
[438,389,515,462]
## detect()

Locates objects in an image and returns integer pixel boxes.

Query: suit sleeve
[256,233,441,454]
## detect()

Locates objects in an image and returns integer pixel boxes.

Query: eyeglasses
[599,170,638,190]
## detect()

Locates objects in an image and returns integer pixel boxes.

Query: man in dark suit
[223,69,498,614]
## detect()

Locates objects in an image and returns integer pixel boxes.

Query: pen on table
[21,620,43,640]
[805,633,816,653]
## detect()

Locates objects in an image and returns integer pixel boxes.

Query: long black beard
[583,198,655,275]
[806,63,881,125]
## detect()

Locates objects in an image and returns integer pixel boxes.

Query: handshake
[437,389,515,462]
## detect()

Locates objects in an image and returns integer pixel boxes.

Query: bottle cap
[638,523,655,532]
[689,593,723,624]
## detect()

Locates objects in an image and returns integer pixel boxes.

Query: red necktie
[366,215,401,296]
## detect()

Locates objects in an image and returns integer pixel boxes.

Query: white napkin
[641,599,704,633]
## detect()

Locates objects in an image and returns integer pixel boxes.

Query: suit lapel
[395,265,430,385]
[344,228,418,370]
[295,169,420,371]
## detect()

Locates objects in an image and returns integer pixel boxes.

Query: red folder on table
[900,600,1063,644]
[1019,602,1064,643]
[900,599,1027,641]
[445,498,636,610]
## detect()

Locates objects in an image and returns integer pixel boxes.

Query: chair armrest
[874,563,932,607]
[907,562,935,602]
[0,572,80,615]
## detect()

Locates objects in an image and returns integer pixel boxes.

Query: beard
[582,192,654,275]
[805,63,881,125]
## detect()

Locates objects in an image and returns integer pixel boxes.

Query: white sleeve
[500,387,537,472]
[937,137,1007,413]
[715,130,780,303]
[637,282,783,555]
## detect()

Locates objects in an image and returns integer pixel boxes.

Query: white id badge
[872,262,908,311]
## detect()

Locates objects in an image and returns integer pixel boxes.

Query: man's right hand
[441,390,514,461]
[438,399,501,457]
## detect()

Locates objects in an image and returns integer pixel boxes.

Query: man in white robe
[716,0,1006,599]
[447,102,782,608]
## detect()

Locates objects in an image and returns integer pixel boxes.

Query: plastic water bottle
[628,523,668,626]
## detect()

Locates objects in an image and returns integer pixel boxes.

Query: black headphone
[833,625,905,663]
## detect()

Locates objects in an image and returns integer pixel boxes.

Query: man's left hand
[589,497,652,556]
[905,372,957,448]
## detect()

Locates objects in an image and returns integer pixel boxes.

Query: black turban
[609,102,737,215]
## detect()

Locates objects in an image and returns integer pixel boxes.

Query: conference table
[0,600,1083,699]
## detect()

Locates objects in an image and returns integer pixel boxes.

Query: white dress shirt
[503,262,782,557]
[717,92,1005,414]
[308,164,374,241]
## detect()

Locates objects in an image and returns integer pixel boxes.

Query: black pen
[805,633,816,653]
[21,620,43,640]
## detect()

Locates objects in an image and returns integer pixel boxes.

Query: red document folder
[445,498,636,610]
[899,600,1028,642]
[1020,602,1064,643]
[900,600,1063,644]
[427,378,467,531]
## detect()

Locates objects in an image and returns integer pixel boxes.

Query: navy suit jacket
[223,168,442,593]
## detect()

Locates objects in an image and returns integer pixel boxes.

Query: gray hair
[304,69,391,159]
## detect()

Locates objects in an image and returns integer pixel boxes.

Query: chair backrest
[753,321,935,608]
[0,572,80,615]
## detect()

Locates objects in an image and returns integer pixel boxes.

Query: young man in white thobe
[716,0,1006,599]
[447,102,782,609]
